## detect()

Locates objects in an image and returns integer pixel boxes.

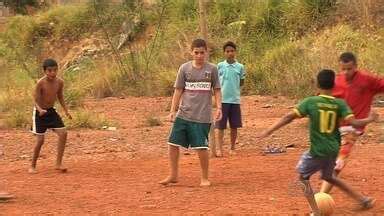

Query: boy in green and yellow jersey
[258,69,377,215]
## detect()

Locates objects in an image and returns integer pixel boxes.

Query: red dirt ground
[1,96,384,215]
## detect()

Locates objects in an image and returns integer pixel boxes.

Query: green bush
[245,24,384,97]
[66,108,112,129]
[2,1,384,131]
[4,108,31,128]
[38,5,95,40]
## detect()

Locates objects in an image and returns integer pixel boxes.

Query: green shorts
[168,117,211,149]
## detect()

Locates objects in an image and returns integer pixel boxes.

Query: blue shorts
[296,151,336,180]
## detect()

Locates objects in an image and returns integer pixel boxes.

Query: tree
[198,0,208,43]
[198,0,217,153]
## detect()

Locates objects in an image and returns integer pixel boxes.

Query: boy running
[213,41,245,157]
[321,52,384,193]
[159,39,222,187]
[258,69,376,215]
[30,59,72,174]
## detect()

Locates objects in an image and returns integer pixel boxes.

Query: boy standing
[159,39,222,187]
[321,52,384,193]
[258,70,376,215]
[214,41,245,157]
[30,59,72,173]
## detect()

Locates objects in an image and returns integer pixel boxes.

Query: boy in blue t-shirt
[213,41,245,157]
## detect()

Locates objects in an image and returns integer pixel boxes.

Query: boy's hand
[214,109,222,121]
[65,111,73,120]
[369,110,379,122]
[168,111,176,122]
[39,109,47,117]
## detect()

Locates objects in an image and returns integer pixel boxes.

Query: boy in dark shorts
[214,41,245,157]
[258,69,376,215]
[30,59,72,174]
[159,39,222,187]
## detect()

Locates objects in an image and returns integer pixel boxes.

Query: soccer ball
[314,192,336,215]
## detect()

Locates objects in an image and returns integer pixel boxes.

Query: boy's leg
[48,109,67,172]
[228,104,242,153]
[230,128,237,151]
[160,117,187,185]
[296,151,322,215]
[216,129,224,157]
[53,128,68,172]
[189,121,210,186]
[214,103,229,157]
[321,157,375,209]
[30,135,45,173]
[197,149,210,186]
[159,144,180,185]
[324,176,375,208]
[209,123,217,157]
[325,177,363,201]
[299,176,321,215]
[321,130,359,193]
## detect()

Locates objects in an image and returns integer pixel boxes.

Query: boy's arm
[338,99,378,127]
[169,65,186,122]
[345,111,378,128]
[368,73,384,94]
[240,65,245,87]
[258,97,309,139]
[168,88,183,122]
[258,111,299,138]
[34,82,46,116]
[214,88,222,121]
[212,65,222,121]
[57,80,72,119]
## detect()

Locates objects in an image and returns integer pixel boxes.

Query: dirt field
[1,96,384,215]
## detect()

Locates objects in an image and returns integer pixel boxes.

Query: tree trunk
[198,0,216,155]
[198,0,209,43]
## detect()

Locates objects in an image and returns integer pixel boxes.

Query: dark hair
[317,69,335,90]
[339,52,357,64]
[223,41,237,51]
[43,58,58,70]
[191,38,207,50]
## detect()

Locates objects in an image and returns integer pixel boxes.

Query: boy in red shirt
[321,52,384,193]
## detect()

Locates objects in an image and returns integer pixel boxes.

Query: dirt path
[1,96,384,215]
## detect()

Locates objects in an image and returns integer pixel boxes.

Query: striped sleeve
[294,98,310,117]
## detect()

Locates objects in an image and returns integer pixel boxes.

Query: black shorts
[31,107,65,135]
[215,103,242,129]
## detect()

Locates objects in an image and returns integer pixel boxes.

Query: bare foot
[229,150,236,155]
[0,192,14,201]
[200,179,211,187]
[28,167,37,174]
[361,197,376,209]
[216,151,223,157]
[55,166,68,173]
[159,177,178,185]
